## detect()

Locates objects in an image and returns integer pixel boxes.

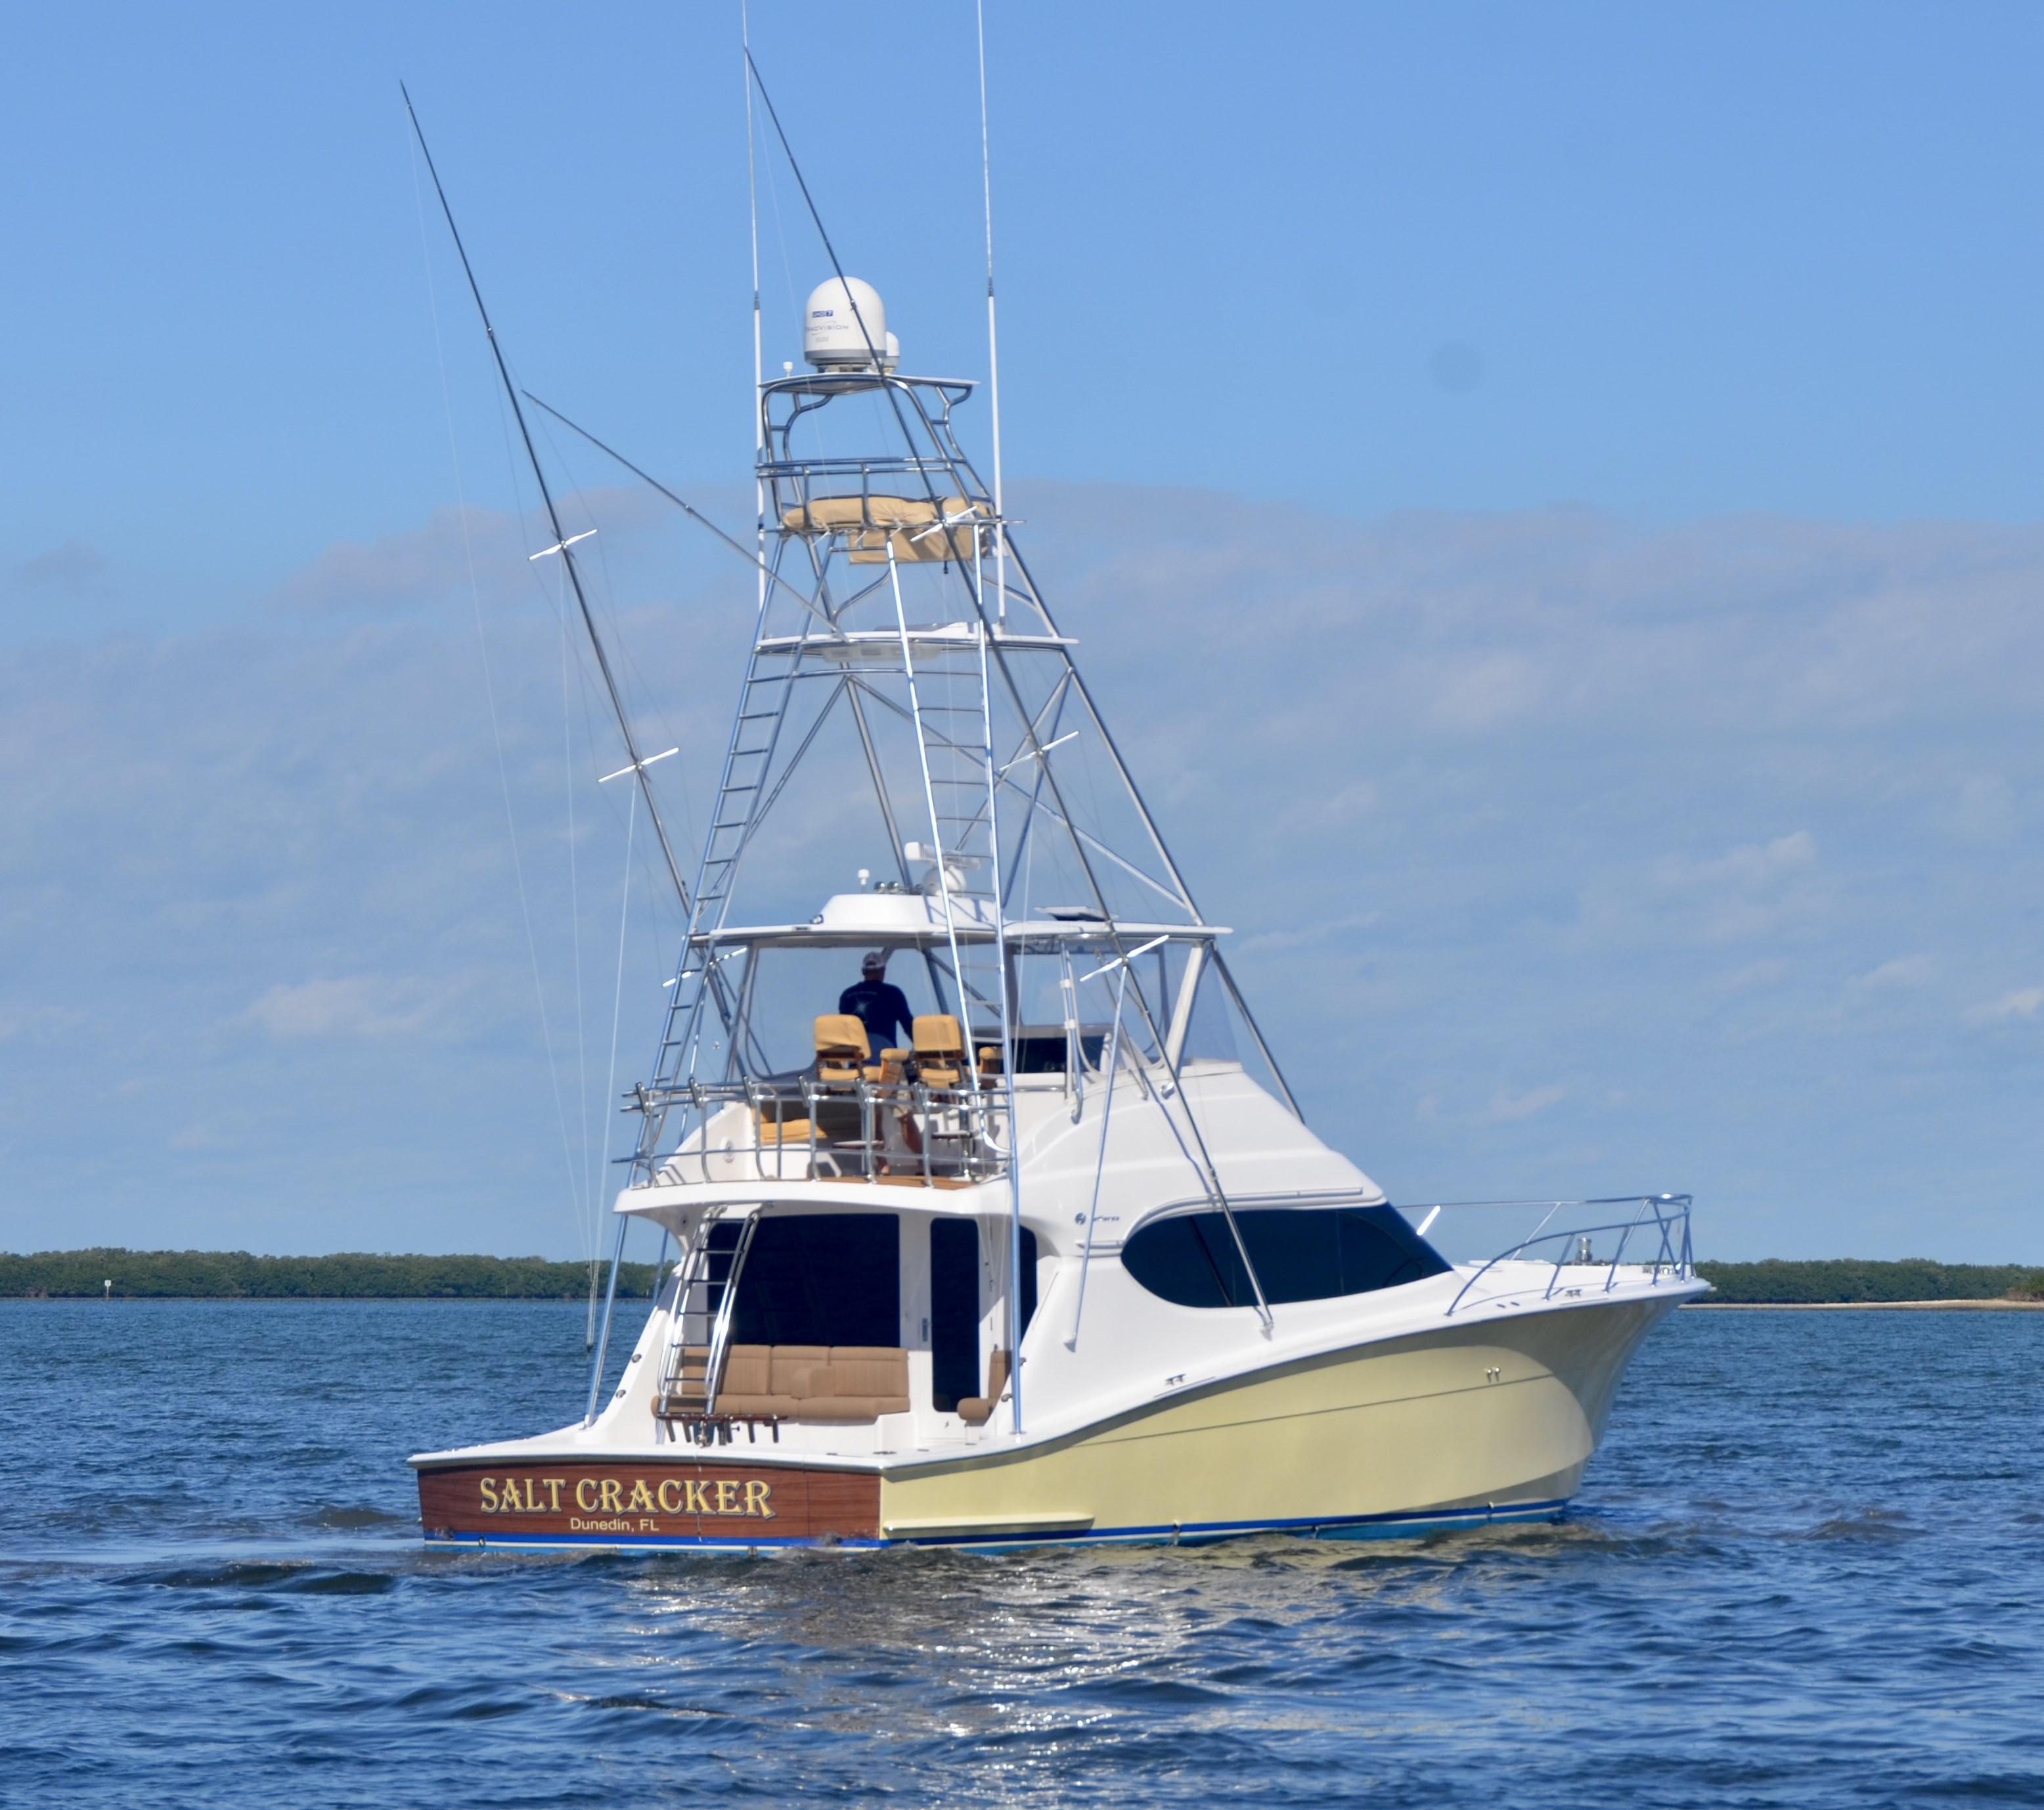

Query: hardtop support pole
[585,1212,631,1426]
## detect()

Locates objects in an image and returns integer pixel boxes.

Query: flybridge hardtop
[409,252,1702,1552]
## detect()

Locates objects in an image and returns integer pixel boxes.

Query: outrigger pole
[401,87,700,934]
[403,88,743,1421]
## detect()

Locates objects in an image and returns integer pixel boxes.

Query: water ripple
[2,1300,2041,1805]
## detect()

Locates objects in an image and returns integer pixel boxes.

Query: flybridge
[629,277,1289,1210]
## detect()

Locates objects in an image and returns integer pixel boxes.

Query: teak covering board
[417,1460,880,1541]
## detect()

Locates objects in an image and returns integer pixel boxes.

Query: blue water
[3,1301,2040,1807]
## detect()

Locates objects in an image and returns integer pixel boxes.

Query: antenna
[742,1,767,637]
[977,0,1008,623]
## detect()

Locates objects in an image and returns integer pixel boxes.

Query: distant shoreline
[1687,1299,2044,1311]
[0,1249,658,1301]
[4,1248,2041,1305]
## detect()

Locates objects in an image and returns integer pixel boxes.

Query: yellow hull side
[881,1297,1668,1539]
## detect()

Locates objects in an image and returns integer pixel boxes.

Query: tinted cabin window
[1121,1207,1447,1309]
[730,1214,900,1346]
[1019,1228,1038,1340]
[929,1218,979,1412]
[1010,1035,1067,1074]
[1009,1033,1106,1074]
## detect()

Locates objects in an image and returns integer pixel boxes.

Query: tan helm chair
[814,1014,871,1086]
[912,1014,964,1089]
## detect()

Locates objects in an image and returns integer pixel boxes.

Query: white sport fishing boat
[406,70,1702,1552]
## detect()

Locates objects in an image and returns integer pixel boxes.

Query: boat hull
[415,1292,1674,1552]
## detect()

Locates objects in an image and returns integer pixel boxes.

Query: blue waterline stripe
[421,1497,1570,1554]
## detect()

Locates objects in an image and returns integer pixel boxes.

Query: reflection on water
[3,1300,2041,1806]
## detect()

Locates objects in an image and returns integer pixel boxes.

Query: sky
[1,3,2040,1263]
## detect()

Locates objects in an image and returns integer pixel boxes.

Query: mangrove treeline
[1,1248,660,1300]
[3,1249,2041,1303]
[1691,1258,2044,1303]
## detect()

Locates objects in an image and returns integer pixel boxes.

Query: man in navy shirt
[838,951,914,1054]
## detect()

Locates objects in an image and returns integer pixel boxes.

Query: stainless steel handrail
[655,1075,1011,1187]
[1443,1194,1694,1317]
[699,1213,759,1418]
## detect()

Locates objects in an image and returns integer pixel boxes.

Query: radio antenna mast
[976,0,1007,622]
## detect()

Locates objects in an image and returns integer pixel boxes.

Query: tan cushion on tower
[779,495,988,566]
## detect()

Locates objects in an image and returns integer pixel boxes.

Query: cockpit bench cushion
[824,1346,911,1395]
[740,1344,910,1420]
[709,1344,797,1419]
[958,1348,1011,1426]
[703,1344,911,1421]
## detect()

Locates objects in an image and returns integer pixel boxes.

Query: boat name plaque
[479,1472,774,1522]
[417,1460,881,1543]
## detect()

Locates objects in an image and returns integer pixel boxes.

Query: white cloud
[6,484,2044,1257]
[1488,1084,1566,1122]
[169,1124,237,1152]
[1966,987,2044,1025]
[241,976,447,1042]
[1583,832,1826,946]
[1947,773,2018,844]
[1237,911,1382,956]
[12,539,107,595]
[263,487,665,615]
[1424,652,1546,733]
[264,505,517,615]
[1274,780,1378,834]
[1852,955,1937,991]
[0,1006,83,1043]
[1659,830,1817,892]
[1714,959,1790,994]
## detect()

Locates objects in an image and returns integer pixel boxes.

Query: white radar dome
[804,277,899,371]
